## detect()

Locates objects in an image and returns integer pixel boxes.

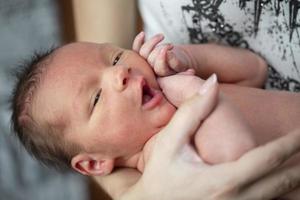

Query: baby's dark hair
[10,48,81,172]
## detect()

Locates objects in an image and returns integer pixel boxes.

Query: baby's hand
[158,71,206,107]
[132,32,190,76]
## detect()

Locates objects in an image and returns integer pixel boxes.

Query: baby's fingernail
[156,33,164,39]
[167,43,174,48]
[198,74,217,95]
[186,69,195,75]
[137,31,145,37]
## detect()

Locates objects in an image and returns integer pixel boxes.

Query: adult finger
[238,163,300,200]
[132,31,145,52]
[159,74,219,153]
[232,129,300,187]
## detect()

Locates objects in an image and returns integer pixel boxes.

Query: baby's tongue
[142,93,152,104]
[158,74,203,107]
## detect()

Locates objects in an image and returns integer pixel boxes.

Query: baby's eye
[113,52,123,66]
[93,90,102,107]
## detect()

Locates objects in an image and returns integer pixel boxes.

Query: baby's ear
[71,154,115,176]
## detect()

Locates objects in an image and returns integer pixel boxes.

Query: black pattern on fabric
[180,0,300,91]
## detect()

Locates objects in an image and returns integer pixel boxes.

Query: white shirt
[138,0,300,91]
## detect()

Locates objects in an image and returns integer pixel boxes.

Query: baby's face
[33,42,176,159]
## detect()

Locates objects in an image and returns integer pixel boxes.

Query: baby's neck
[115,135,158,172]
[115,151,144,170]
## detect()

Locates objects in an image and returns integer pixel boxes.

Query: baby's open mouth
[141,78,164,110]
[142,80,154,105]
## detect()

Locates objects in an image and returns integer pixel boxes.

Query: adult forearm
[72,0,137,48]
[93,168,141,199]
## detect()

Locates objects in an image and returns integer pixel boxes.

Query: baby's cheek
[157,100,176,128]
[112,129,150,155]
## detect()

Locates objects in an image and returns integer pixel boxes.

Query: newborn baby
[11,33,300,199]
[12,40,300,175]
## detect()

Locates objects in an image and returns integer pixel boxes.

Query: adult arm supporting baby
[93,76,300,200]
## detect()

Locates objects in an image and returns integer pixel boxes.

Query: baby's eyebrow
[96,44,125,68]
[97,44,116,61]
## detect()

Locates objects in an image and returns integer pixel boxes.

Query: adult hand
[120,75,300,200]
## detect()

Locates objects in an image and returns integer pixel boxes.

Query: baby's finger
[177,69,196,76]
[237,164,300,200]
[154,45,175,76]
[147,46,162,67]
[232,129,300,187]
[132,31,145,52]
[139,34,164,59]
[159,74,219,153]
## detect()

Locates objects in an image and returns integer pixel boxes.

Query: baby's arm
[133,33,268,87]
[158,73,257,164]
[177,44,268,87]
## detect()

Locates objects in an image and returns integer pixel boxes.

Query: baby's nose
[114,66,131,91]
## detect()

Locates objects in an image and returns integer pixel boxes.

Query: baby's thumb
[158,75,187,107]
[158,74,204,107]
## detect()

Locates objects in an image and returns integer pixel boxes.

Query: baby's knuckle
[139,49,148,58]
[147,57,154,66]
[156,66,167,76]
[170,59,180,70]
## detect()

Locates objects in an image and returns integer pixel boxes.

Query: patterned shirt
[139,0,300,91]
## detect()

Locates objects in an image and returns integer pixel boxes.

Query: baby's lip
[140,77,163,110]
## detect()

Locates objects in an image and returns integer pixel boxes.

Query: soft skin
[135,73,257,171]
[125,72,300,199]
[33,42,300,178]
[71,3,300,198]
[32,42,176,175]
[32,42,300,200]
[91,79,300,200]
[157,73,256,164]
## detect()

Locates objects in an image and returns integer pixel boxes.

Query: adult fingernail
[198,74,217,95]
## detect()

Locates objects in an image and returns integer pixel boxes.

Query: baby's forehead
[49,42,120,72]
[34,42,120,117]
[48,42,112,70]
[56,42,119,57]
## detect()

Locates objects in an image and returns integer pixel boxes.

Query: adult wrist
[117,181,151,200]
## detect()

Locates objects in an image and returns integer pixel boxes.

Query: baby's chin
[156,97,177,129]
